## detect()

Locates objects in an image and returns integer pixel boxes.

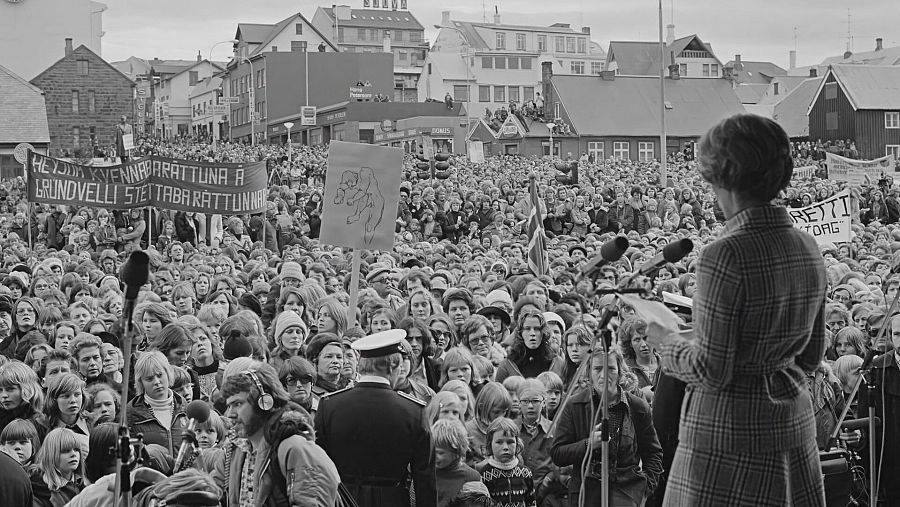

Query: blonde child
[465,382,511,464]
[28,428,84,506]
[433,418,483,507]
[476,417,535,507]
[425,391,465,424]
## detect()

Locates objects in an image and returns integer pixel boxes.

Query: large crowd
[0,133,895,507]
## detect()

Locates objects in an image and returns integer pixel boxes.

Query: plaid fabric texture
[662,440,825,506]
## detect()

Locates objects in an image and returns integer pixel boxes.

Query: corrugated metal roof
[0,64,50,144]
[757,76,812,105]
[248,12,338,57]
[771,77,821,138]
[724,60,787,85]
[607,35,719,76]
[831,64,900,110]
[322,8,424,30]
[552,75,745,137]
[189,76,223,98]
[821,45,900,66]
[734,83,769,104]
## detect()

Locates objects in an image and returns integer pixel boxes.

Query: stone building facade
[31,40,135,156]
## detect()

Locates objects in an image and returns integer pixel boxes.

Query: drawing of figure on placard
[334,166,385,244]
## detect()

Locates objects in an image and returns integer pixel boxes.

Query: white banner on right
[826,152,895,185]
[787,189,852,244]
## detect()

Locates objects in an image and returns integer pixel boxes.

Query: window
[774,82,780,95]
[825,82,837,100]
[271,46,277,52]
[702,64,710,77]
[482,57,493,69]
[508,57,519,69]
[189,71,198,86]
[591,62,603,74]
[291,40,307,52]
[710,64,719,77]
[395,30,403,41]
[638,142,655,161]
[613,141,630,159]
[494,86,506,103]
[338,27,344,42]
[496,32,506,50]
[358,28,366,41]
[71,90,79,113]
[523,86,535,101]
[887,145,900,158]
[89,126,96,147]
[521,58,532,70]
[494,57,506,69]
[679,63,687,76]
[370,29,379,41]
[73,127,80,148]
[399,49,408,61]
[509,86,520,103]
[453,85,469,102]
[570,61,585,74]
[88,90,95,113]
[77,59,89,75]
[516,33,526,51]
[537,35,547,52]
[885,112,900,129]
[553,102,560,119]
[826,112,838,131]
[409,31,422,42]
[588,141,604,161]
[542,141,559,156]
[577,38,587,54]
[554,36,565,52]
[479,85,491,102]
[566,37,576,53]
[295,23,303,35]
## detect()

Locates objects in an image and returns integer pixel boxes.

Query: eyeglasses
[430,328,450,338]
[468,335,491,345]
[283,375,313,387]
[520,398,543,406]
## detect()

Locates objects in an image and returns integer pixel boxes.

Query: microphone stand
[114,291,143,506]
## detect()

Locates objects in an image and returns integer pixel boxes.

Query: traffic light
[434,151,451,179]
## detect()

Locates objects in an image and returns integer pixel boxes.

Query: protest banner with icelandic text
[788,189,851,244]
[27,152,267,214]
[826,153,896,185]
[792,165,817,179]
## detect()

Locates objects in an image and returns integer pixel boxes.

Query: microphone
[579,236,629,279]
[637,239,694,276]
[119,250,150,330]
[173,399,211,472]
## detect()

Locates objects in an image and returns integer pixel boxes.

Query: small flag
[526,175,548,277]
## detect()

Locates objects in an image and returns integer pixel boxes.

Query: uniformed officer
[314,329,437,507]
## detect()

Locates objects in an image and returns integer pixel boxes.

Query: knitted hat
[484,289,514,309]
[280,261,304,282]
[274,310,308,341]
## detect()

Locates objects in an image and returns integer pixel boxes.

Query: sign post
[320,141,403,328]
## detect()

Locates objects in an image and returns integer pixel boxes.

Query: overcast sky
[101,0,900,69]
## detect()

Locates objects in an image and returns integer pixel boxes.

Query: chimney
[493,6,500,25]
[599,70,616,81]
[65,38,73,57]
[668,51,679,79]
[789,50,796,70]
[665,24,675,46]
[334,5,351,21]
[541,61,553,118]
[581,27,590,34]
[441,11,450,27]
[197,51,202,62]
[876,38,883,51]
[734,54,743,72]
[383,32,391,53]
[809,68,817,77]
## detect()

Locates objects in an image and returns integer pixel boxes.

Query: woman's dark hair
[397,317,434,363]
[204,289,237,316]
[85,422,119,482]
[506,310,554,365]
[698,113,793,201]
[617,317,648,361]
[150,324,193,357]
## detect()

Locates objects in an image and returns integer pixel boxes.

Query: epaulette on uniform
[320,386,352,399]
[397,390,426,406]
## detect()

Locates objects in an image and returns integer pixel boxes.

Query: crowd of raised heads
[0,132,890,506]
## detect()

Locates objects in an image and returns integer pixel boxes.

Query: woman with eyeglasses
[278,356,318,416]
[427,314,456,360]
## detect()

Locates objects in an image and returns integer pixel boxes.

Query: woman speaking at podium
[647,114,827,507]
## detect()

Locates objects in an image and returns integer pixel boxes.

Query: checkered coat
[659,205,827,506]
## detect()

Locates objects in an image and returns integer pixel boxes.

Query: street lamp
[434,24,473,135]
[239,55,256,146]
[284,122,294,166]
[208,39,238,62]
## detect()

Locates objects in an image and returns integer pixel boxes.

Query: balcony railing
[681,50,710,59]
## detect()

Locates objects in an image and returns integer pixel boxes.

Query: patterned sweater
[477,458,536,507]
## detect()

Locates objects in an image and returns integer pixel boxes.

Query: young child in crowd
[156,220,176,251]
[171,365,194,404]
[477,417,536,507]
[28,427,84,506]
[501,376,525,421]
[433,418,483,507]
[425,391,466,425]
[466,382,511,465]
[536,371,564,421]
[0,418,41,465]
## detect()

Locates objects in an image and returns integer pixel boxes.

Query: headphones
[243,370,274,411]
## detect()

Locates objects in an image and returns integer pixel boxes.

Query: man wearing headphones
[315,329,437,507]
[217,363,342,507]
